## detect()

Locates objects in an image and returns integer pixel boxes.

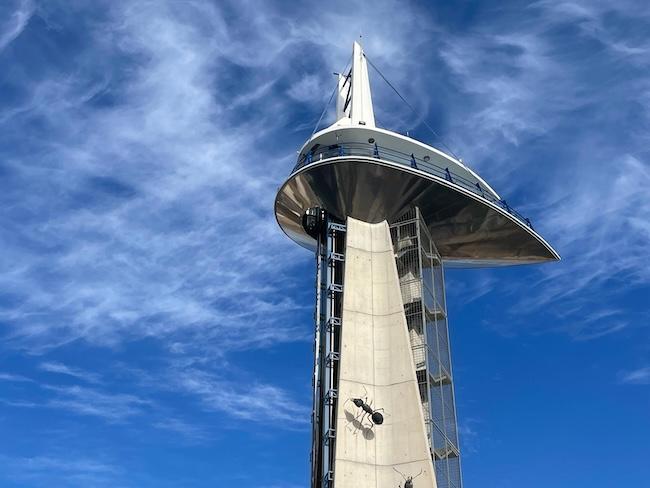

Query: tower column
[333,217,436,488]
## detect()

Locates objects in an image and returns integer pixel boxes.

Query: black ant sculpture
[346,385,384,428]
[393,467,424,488]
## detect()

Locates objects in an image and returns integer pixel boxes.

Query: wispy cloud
[441,30,572,151]
[0,372,33,382]
[0,454,121,488]
[437,0,650,343]
[447,271,497,304]
[39,361,101,383]
[43,384,150,422]
[175,368,309,425]
[5,455,116,474]
[0,399,39,408]
[620,366,650,385]
[458,418,482,456]
[0,0,312,354]
[0,0,34,52]
[152,416,210,443]
[0,0,434,359]
[534,0,650,61]
[0,0,444,366]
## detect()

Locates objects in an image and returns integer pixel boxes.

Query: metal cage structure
[390,208,462,488]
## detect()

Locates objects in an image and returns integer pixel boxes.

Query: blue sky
[0,0,648,486]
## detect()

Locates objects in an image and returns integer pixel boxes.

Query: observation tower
[275,42,559,488]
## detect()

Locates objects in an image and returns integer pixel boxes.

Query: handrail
[291,142,534,230]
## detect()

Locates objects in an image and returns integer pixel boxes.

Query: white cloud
[440,28,576,161]
[0,372,33,382]
[39,361,101,383]
[287,74,327,103]
[0,0,34,51]
[0,1,436,360]
[620,366,650,384]
[0,454,121,488]
[534,0,650,61]
[43,384,150,422]
[436,0,650,342]
[458,418,481,456]
[152,416,209,443]
[0,0,310,353]
[174,368,309,425]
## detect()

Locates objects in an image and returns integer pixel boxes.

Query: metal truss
[310,214,346,488]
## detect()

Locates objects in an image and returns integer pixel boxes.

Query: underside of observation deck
[275,156,559,267]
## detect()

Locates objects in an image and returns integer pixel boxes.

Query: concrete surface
[333,217,436,488]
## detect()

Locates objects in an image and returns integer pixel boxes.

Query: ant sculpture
[346,385,384,428]
[393,467,424,488]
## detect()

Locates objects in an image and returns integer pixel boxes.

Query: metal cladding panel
[275,158,559,267]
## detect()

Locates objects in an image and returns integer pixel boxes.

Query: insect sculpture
[346,385,384,428]
[393,467,424,488]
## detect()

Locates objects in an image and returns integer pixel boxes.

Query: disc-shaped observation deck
[274,43,559,267]
[275,124,559,266]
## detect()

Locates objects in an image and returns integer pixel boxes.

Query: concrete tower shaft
[334,218,436,487]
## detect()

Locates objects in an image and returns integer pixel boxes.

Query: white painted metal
[336,73,350,122]
[334,42,375,128]
[349,42,375,127]
[299,125,500,201]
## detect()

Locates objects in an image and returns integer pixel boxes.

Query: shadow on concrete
[344,409,375,440]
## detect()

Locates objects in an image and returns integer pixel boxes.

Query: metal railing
[292,142,534,230]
